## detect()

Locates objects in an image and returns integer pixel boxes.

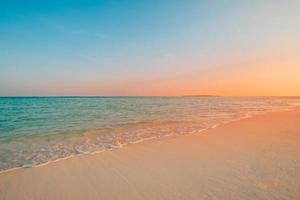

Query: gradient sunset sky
[1,1,300,96]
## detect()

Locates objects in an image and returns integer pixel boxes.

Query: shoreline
[0,106,296,175]
[1,107,299,199]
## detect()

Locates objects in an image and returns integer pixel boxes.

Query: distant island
[182,95,219,97]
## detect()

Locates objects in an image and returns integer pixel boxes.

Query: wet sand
[0,108,299,200]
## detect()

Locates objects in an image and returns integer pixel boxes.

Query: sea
[0,96,299,172]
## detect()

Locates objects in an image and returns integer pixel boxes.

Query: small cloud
[45,20,107,39]
[160,50,174,59]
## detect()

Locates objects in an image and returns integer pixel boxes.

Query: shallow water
[0,96,299,171]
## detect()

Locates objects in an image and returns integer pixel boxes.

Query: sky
[1,0,300,96]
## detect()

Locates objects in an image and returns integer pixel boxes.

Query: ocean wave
[0,97,299,172]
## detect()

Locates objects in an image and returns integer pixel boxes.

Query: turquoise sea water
[0,96,299,171]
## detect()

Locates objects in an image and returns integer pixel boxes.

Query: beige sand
[0,108,300,200]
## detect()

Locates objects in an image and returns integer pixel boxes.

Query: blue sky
[1,1,300,96]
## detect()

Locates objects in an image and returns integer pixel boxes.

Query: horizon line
[0,95,300,98]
